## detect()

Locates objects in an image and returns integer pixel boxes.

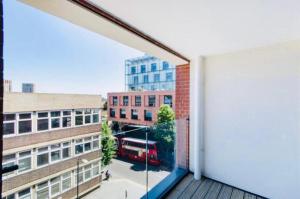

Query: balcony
[3,1,300,199]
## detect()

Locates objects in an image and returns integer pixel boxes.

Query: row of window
[110,108,153,121]
[3,109,100,136]
[131,72,173,85]
[130,61,170,74]
[2,161,100,199]
[112,95,172,107]
[2,135,100,179]
[129,82,175,91]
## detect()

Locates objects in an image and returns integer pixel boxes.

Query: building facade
[125,55,176,91]
[2,92,103,199]
[4,80,12,92]
[22,83,35,93]
[107,91,175,126]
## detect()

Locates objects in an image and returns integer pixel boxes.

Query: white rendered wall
[203,41,300,198]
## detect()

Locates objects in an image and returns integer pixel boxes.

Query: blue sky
[4,0,143,97]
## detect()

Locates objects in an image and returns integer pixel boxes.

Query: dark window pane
[4,114,15,121]
[93,114,99,123]
[75,116,83,125]
[62,148,70,159]
[18,120,32,134]
[51,111,60,117]
[63,111,71,116]
[85,115,91,124]
[75,145,83,154]
[18,157,31,172]
[51,150,60,161]
[51,118,60,128]
[63,117,71,127]
[84,109,92,114]
[84,143,91,151]
[3,123,14,135]
[37,153,49,166]
[76,110,83,115]
[19,113,31,119]
[93,140,99,149]
[38,112,48,118]
[38,119,48,131]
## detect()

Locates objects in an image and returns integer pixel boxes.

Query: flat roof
[4,92,103,112]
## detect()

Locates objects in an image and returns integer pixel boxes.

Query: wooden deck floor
[164,174,266,199]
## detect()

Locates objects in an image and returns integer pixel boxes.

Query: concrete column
[190,56,204,180]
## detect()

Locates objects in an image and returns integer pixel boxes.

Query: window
[141,65,146,73]
[133,76,138,84]
[75,110,83,125]
[50,144,61,162]
[84,109,92,124]
[112,96,118,106]
[37,147,49,167]
[92,109,100,123]
[151,85,157,91]
[2,154,16,177]
[50,177,61,197]
[75,161,100,185]
[62,172,71,191]
[151,63,157,72]
[162,61,169,70]
[120,108,126,119]
[37,181,49,199]
[18,188,31,199]
[154,74,160,82]
[123,96,129,106]
[131,66,136,74]
[62,110,71,127]
[143,75,149,83]
[3,114,16,136]
[135,96,141,106]
[166,72,173,81]
[38,112,49,131]
[62,142,71,159]
[75,136,99,155]
[144,110,153,121]
[148,95,156,107]
[110,108,116,118]
[37,142,71,167]
[18,113,32,134]
[131,109,138,120]
[164,95,173,107]
[18,150,31,173]
[50,111,61,129]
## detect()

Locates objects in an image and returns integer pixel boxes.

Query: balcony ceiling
[90,0,300,58]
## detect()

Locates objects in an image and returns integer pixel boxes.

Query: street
[84,158,170,199]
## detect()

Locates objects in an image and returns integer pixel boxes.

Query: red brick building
[107,90,175,126]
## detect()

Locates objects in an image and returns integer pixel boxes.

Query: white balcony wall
[203,41,300,199]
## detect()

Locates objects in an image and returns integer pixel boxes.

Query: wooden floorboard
[178,178,202,199]
[165,174,194,199]
[165,174,264,199]
[204,182,223,199]
[231,189,244,199]
[191,179,213,199]
[217,185,233,199]
[244,192,257,199]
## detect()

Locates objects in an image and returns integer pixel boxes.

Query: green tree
[153,105,175,167]
[101,121,117,168]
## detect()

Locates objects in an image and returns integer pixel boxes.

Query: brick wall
[175,64,190,169]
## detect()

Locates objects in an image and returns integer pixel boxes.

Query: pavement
[84,158,170,199]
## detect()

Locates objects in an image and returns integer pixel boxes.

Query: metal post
[77,158,79,199]
[145,128,148,199]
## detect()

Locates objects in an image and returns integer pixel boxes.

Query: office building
[125,55,175,91]
[107,90,175,126]
[2,92,103,199]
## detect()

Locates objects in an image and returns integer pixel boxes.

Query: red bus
[117,137,160,165]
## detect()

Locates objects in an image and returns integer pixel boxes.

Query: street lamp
[76,158,88,199]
